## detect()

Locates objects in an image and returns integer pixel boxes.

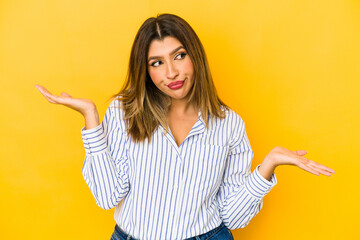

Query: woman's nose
[166,62,179,79]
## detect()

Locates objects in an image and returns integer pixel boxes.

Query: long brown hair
[111,13,229,143]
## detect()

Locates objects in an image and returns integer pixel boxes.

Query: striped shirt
[81,97,277,240]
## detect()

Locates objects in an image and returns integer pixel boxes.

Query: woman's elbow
[95,198,117,210]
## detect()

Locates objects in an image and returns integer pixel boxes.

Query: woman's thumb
[294,150,308,156]
[61,92,72,97]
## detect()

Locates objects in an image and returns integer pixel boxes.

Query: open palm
[267,146,335,176]
[35,84,96,116]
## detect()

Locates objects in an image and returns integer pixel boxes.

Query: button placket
[173,155,181,190]
[168,153,184,233]
[172,171,185,233]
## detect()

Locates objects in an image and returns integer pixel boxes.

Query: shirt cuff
[244,164,277,199]
[81,124,107,154]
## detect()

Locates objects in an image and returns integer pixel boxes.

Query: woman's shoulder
[108,96,123,109]
[207,105,245,131]
[106,96,123,114]
[220,106,245,126]
[208,106,247,144]
[219,106,248,144]
[106,96,127,129]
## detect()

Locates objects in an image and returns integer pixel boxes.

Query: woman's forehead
[148,36,184,58]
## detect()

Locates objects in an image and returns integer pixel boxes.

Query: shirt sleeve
[81,98,129,210]
[216,115,277,229]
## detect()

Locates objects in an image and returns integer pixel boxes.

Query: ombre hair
[111,13,229,143]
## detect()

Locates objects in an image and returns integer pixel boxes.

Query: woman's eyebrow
[148,46,185,62]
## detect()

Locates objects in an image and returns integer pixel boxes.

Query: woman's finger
[36,85,73,104]
[307,160,335,174]
[298,162,320,176]
[291,151,335,175]
[297,158,334,176]
[37,89,57,103]
[293,150,307,156]
[44,96,57,104]
[269,146,335,177]
[35,84,53,96]
[280,152,333,176]
[41,91,59,101]
[35,85,57,102]
[306,163,331,176]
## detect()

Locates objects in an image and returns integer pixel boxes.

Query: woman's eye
[175,53,187,60]
[151,61,162,67]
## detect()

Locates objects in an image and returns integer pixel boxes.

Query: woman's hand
[35,84,100,129]
[258,146,335,181]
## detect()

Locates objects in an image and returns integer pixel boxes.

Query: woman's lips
[168,80,185,89]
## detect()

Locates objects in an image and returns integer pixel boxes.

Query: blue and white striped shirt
[81,97,277,240]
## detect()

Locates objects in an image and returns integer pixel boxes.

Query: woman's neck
[168,99,197,117]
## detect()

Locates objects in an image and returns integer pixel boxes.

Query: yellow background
[1,0,359,239]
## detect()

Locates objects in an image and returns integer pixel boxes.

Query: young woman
[35,14,335,240]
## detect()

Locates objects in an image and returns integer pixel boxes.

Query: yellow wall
[1,0,358,239]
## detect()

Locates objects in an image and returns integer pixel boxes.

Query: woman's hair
[111,13,229,143]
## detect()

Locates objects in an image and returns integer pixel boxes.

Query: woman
[35,14,335,240]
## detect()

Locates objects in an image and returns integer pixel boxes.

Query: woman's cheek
[184,59,194,74]
[150,68,162,81]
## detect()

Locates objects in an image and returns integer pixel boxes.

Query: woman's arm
[258,147,335,181]
[35,84,130,209]
[217,115,277,229]
[80,103,130,209]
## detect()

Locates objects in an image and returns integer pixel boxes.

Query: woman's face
[147,36,194,103]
